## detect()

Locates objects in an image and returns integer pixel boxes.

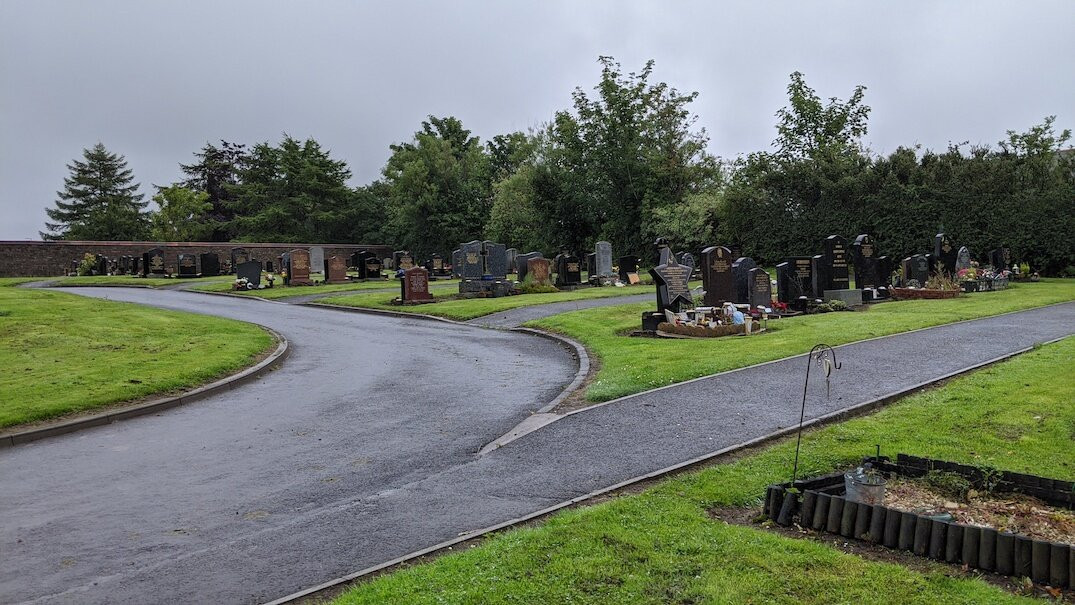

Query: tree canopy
[43,143,150,241]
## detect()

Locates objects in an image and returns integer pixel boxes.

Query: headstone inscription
[617,255,640,283]
[516,251,543,282]
[177,254,198,278]
[955,246,972,273]
[595,241,613,277]
[236,260,262,288]
[585,253,597,278]
[426,254,444,275]
[701,245,734,306]
[748,267,772,309]
[309,246,325,275]
[933,233,956,276]
[393,250,415,271]
[230,247,249,272]
[555,253,582,287]
[776,257,814,303]
[200,253,220,277]
[325,256,348,284]
[144,248,166,276]
[401,266,433,301]
[527,258,552,286]
[288,249,313,285]
[851,234,880,289]
[822,235,850,290]
[649,256,694,313]
[460,241,484,279]
[910,254,930,286]
[731,257,757,304]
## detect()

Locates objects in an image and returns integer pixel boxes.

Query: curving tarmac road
[3,290,1074,605]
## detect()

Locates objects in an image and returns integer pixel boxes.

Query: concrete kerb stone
[0,327,290,448]
[265,334,1069,605]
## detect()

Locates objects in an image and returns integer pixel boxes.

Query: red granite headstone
[325,255,348,284]
[402,266,433,301]
[527,258,552,286]
[289,249,313,286]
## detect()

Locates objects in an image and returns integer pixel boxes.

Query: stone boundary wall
[0,241,394,277]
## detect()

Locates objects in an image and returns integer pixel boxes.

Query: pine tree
[42,143,150,240]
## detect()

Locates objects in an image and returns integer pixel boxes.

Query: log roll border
[763,454,1074,589]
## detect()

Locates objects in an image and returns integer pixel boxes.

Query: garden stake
[790,344,841,484]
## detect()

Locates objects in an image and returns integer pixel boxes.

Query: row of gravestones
[899,234,1012,287]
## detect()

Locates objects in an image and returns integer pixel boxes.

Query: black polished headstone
[777,257,814,302]
[731,257,757,304]
[144,248,165,276]
[617,255,639,282]
[701,246,734,306]
[748,267,773,309]
[177,254,198,278]
[482,241,508,279]
[650,256,694,313]
[934,233,957,276]
[236,260,262,287]
[822,235,850,290]
[851,234,881,289]
[554,253,582,287]
[199,253,220,277]
[585,253,596,278]
[459,241,483,279]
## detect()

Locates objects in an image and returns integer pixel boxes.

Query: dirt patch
[709,505,1073,600]
[884,477,1075,545]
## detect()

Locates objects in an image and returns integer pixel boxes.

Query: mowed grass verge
[530,279,1075,402]
[331,335,1075,605]
[192,277,459,299]
[319,284,656,321]
[0,283,274,428]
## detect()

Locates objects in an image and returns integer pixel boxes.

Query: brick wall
[0,241,395,277]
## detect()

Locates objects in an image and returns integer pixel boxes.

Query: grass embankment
[54,275,232,287]
[320,283,656,321]
[192,277,460,299]
[332,336,1075,605]
[0,282,274,428]
[531,279,1075,402]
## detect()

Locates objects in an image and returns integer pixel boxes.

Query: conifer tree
[42,143,149,240]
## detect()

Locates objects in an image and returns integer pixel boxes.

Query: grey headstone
[748,267,773,309]
[483,241,508,279]
[595,241,613,277]
[309,246,325,275]
[955,246,972,273]
[731,257,757,304]
[460,241,483,279]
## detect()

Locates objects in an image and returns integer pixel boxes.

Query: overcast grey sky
[1,1,1072,240]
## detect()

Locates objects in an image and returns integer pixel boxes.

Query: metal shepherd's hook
[790,344,841,484]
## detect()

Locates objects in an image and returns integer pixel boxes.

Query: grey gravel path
[3,289,1073,605]
[467,292,651,328]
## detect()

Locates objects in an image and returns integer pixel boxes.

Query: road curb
[0,327,290,448]
[262,334,1069,605]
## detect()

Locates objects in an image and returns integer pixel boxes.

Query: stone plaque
[236,260,262,287]
[177,254,198,278]
[650,257,693,313]
[748,267,773,309]
[701,245,734,306]
[851,234,881,289]
[595,241,613,277]
[289,249,313,285]
[401,266,433,301]
[823,235,850,290]
[933,233,956,276]
[325,256,348,284]
[731,256,757,304]
[528,258,552,286]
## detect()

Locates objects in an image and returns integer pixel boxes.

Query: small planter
[891,288,961,300]
[764,454,1075,589]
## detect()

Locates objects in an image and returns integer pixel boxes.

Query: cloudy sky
[1,1,1072,240]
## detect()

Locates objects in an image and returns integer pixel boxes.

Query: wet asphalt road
[4,291,1074,605]
[1,288,576,604]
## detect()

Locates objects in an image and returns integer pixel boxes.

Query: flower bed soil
[763,454,1074,589]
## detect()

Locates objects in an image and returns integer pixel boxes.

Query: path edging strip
[263,333,1070,605]
[0,327,290,448]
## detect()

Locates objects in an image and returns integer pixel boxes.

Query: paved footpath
[3,290,1074,604]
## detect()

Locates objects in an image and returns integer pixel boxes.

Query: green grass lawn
[530,279,1075,402]
[54,274,233,287]
[191,277,460,299]
[0,284,274,428]
[331,335,1075,605]
[320,283,657,321]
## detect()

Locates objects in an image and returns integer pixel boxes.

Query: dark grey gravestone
[460,241,484,279]
[748,267,772,309]
[877,256,893,287]
[934,233,957,276]
[95,254,108,276]
[731,257,757,304]
[482,241,508,279]
[585,253,597,278]
[955,246,972,273]
[452,249,462,278]
[989,247,1011,271]
[823,235,850,290]
[363,254,382,279]
[680,252,696,277]
[910,254,930,285]
[650,257,693,313]
[777,257,814,303]
[236,260,262,287]
[505,248,518,273]
[595,241,613,277]
[655,237,673,266]
[701,246,734,306]
[811,255,828,297]
[230,247,249,272]
[200,253,220,277]
[851,234,881,289]
[144,248,166,275]
[617,255,639,282]
[177,254,198,278]
[515,251,542,283]
[555,253,582,287]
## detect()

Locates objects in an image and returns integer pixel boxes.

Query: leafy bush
[77,253,97,276]
[517,282,559,295]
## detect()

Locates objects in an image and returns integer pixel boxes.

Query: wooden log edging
[763,454,1075,589]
